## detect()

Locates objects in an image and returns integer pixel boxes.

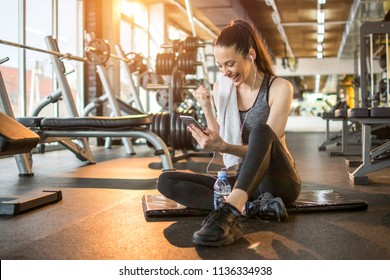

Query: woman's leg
[235,123,301,205]
[193,123,301,246]
[157,171,237,211]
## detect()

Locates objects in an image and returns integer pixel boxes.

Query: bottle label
[213,177,231,209]
[214,194,228,209]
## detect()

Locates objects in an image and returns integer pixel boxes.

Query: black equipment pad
[41,115,152,130]
[16,115,152,131]
[370,107,390,118]
[288,189,368,212]
[142,190,368,218]
[320,112,336,119]
[348,108,370,118]
[0,190,62,215]
[142,194,210,217]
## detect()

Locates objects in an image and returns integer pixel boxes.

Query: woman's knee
[156,171,173,194]
[249,123,275,142]
[253,123,273,135]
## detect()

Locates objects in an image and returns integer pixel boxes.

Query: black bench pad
[347,107,390,118]
[370,107,390,118]
[321,112,335,119]
[17,115,152,130]
[348,108,370,118]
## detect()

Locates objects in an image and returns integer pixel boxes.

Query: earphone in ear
[249,55,254,62]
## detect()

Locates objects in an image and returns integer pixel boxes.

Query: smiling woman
[157,19,301,247]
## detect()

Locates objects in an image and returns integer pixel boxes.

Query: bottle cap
[217,170,227,177]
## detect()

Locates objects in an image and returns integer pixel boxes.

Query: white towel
[217,74,243,169]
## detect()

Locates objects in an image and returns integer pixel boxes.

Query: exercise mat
[287,189,368,212]
[142,189,368,218]
[142,194,210,217]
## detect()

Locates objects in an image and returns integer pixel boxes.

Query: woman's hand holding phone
[179,115,208,135]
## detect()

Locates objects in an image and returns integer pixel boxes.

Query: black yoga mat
[142,190,368,218]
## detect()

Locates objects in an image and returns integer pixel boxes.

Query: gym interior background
[1,0,390,261]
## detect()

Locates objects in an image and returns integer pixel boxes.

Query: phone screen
[179,115,207,134]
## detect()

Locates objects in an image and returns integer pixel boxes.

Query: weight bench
[319,109,361,156]
[0,112,62,215]
[347,107,390,184]
[318,111,343,151]
[16,114,174,172]
[2,36,174,174]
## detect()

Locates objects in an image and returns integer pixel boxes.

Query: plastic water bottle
[213,170,232,209]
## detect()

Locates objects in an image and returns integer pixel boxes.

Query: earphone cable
[206,151,217,179]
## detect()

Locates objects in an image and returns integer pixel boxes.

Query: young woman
[157,19,301,247]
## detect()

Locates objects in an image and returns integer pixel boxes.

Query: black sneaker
[244,192,288,221]
[193,203,243,247]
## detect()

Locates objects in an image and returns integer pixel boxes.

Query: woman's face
[214,45,252,86]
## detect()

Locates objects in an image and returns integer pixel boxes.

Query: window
[0,0,82,117]
[0,0,20,115]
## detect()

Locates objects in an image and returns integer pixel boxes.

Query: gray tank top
[239,74,276,144]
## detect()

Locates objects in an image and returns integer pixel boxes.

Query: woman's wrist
[201,104,213,115]
[219,142,229,153]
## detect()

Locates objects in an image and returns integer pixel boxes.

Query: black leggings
[157,123,301,211]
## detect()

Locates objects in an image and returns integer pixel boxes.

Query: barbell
[85,38,144,67]
[0,37,127,66]
[0,38,88,63]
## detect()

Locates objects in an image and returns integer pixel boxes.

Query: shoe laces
[244,193,286,221]
[248,199,281,221]
[202,204,240,227]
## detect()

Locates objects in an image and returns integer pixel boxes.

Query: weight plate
[85,39,110,65]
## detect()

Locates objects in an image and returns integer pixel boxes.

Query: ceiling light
[317,52,323,59]
[318,0,326,4]
[317,11,325,24]
[317,44,323,52]
[317,33,324,43]
[317,24,325,34]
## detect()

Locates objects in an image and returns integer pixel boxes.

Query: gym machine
[319,102,362,157]
[82,33,201,158]
[318,50,363,157]
[0,58,62,215]
[347,21,390,184]
[0,36,174,173]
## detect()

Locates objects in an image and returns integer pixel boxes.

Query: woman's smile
[230,73,241,83]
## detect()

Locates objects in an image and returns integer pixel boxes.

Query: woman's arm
[192,83,220,132]
[191,77,293,158]
[197,77,293,157]
[266,78,293,138]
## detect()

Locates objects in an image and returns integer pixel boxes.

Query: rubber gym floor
[0,132,389,260]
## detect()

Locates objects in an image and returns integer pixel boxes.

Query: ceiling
[144,0,389,94]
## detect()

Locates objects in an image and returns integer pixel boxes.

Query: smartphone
[179,115,207,134]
